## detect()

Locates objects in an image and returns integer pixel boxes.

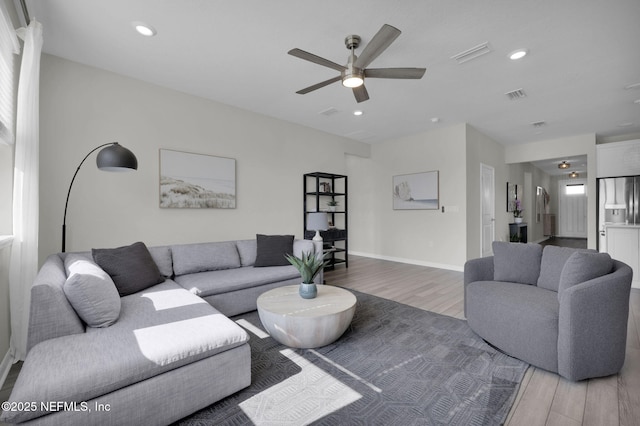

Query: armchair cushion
[558,251,613,297]
[537,246,595,291]
[492,241,542,285]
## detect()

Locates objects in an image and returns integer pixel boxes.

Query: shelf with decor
[303,172,348,269]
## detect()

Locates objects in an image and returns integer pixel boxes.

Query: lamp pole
[62,142,137,252]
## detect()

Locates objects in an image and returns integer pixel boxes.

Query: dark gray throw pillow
[92,242,165,296]
[254,234,294,267]
[492,241,542,285]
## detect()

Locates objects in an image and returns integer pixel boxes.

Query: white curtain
[9,19,43,361]
[0,0,20,145]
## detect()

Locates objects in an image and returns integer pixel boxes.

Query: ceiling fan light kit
[288,24,426,103]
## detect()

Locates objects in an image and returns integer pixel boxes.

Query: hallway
[539,237,588,249]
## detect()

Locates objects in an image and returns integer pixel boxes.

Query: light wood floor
[324,256,640,426]
[2,256,638,426]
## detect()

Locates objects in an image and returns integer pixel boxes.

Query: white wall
[38,55,369,262]
[465,124,510,259]
[348,124,468,270]
[505,134,597,248]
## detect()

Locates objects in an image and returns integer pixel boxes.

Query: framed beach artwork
[392,171,439,210]
[159,149,236,208]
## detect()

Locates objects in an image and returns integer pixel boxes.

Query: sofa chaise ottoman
[464,242,633,381]
[1,236,320,425]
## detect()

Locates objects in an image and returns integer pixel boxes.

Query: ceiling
[21,0,640,145]
[530,155,588,177]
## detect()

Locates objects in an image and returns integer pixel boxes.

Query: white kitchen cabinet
[606,226,639,287]
[597,139,640,178]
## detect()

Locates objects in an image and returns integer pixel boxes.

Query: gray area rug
[176,290,529,425]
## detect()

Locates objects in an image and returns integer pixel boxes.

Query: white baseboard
[349,251,464,272]
[0,350,13,390]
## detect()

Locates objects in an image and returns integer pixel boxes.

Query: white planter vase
[514,217,523,224]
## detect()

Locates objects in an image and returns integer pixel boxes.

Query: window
[566,184,585,195]
[0,1,20,145]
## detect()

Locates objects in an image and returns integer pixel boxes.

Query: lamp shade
[97,142,138,172]
[307,212,329,231]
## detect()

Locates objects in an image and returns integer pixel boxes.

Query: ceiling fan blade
[354,24,401,69]
[296,76,342,94]
[288,48,346,72]
[353,85,369,103]
[365,68,426,79]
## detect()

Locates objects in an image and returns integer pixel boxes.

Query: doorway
[558,179,587,238]
[481,163,495,257]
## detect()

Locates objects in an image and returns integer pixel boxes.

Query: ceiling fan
[288,24,426,103]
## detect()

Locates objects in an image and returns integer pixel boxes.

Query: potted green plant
[327,199,339,212]
[285,251,329,299]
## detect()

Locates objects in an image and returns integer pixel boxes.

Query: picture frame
[392,171,439,210]
[507,183,518,212]
[159,149,236,208]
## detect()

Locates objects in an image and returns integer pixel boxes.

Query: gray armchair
[464,243,633,381]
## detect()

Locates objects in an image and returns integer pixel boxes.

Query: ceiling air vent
[319,107,339,117]
[451,42,492,64]
[505,88,527,100]
[531,121,546,128]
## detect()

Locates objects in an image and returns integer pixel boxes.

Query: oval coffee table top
[257,285,356,318]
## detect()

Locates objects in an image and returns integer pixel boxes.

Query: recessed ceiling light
[634,99,640,105]
[431,117,440,123]
[509,49,528,60]
[618,122,633,127]
[132,21,156,37]
[353,110,363,116]
[625,82,640,90]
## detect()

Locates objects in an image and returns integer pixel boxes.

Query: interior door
[481,164,495,256]
[558,179,588,238]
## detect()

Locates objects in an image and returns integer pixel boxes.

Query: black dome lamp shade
[96,143,138,171]
[62,142,138,252]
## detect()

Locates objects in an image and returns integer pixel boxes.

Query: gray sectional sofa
[464,242,633,381]
[1,237,320,425]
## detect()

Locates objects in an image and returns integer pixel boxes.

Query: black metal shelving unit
[303,172,348,269]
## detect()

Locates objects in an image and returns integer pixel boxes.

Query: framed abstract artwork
[159,149,236,208]
[392,171,439,210]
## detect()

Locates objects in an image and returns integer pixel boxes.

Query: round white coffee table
[257,285,357,349]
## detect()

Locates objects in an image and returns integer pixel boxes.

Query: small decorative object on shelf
[285,251,329,299]
[327,199,338,212]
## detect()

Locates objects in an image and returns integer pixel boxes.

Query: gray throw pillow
[92,242,165,296]
[537,246,597,291]
[63,254,121,328]
[558,251,613,298]
[492,241,542,285]
[236,239,258,266]
[254,234,294,267]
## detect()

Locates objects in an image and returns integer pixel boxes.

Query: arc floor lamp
[62,142,138,252]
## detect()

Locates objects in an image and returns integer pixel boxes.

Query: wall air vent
[505,88,527,100]
[319,107,339,116]
[451,42,492,64]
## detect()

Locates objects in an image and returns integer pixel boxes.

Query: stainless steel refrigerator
[597,176,640,250]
